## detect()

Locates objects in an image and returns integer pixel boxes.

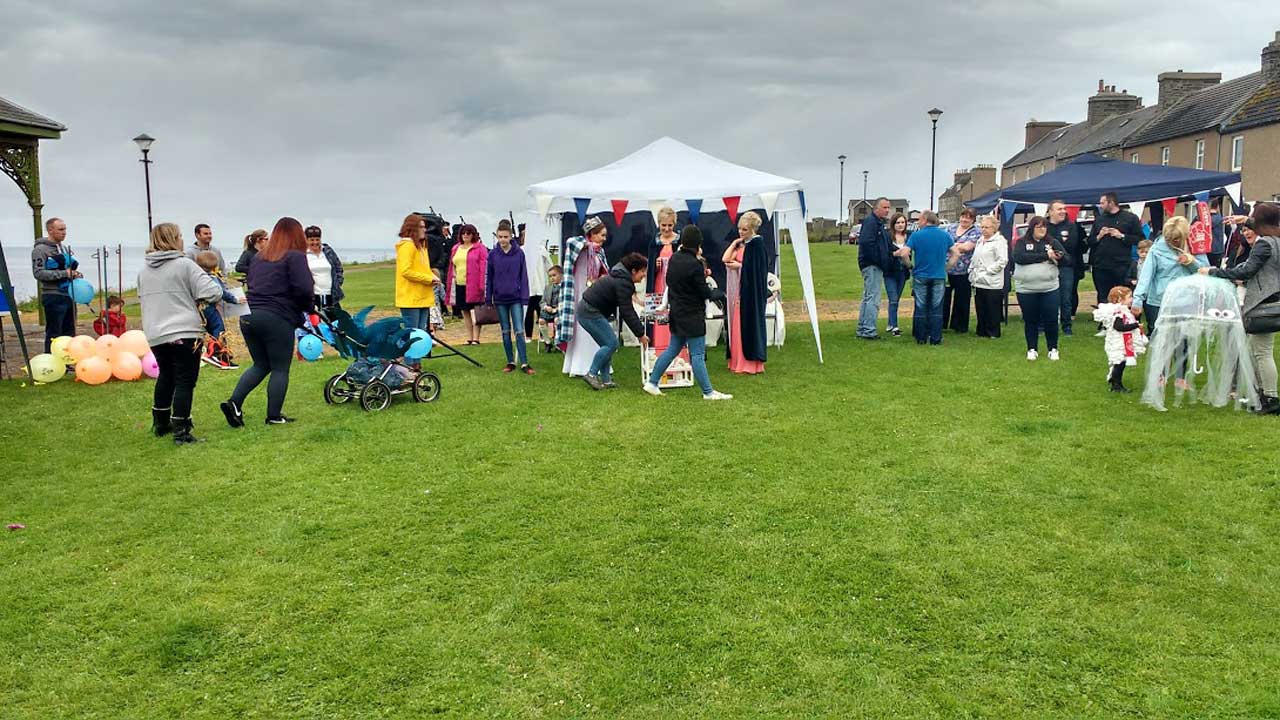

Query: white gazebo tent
[525,137,823,362]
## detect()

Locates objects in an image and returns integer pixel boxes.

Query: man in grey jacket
[184,223,227,275]
[31,217,81,353]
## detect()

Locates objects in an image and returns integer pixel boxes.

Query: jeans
[648,334,713,395]
[495,303,528,365]
[857,265,883,337]
[1016,290,1060,352]
[1092,266,1128,308]
[942,273,972,333]
[974,287,1003,338]
[230,311,297,419]
[578,311,619,383]
[41,293,76,353]
[400,307,430,331]
[151,338,203,419]
[912,277,946,344]
[1057,265,1075,331]
[884,273,905,328]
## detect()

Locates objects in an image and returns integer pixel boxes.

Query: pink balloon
[117,330,151,359]
[141,353,159,379]
[95,334,120,359]
[75,356,112,385]
[111,351,142,381]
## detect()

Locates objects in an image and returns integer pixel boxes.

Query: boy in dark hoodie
[31,217,81,352]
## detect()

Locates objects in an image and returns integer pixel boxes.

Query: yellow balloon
[75,356,112,385]
[111,351,143,381]
[50,336,74,363]
[29,353,67,383]
[117,330,151,359]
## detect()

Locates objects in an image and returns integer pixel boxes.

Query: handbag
[472,305,500,326]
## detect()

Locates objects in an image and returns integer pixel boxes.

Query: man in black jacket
[1088,191,1144,305]
[577,252,649,390]
[1047,200,1085,335]
[856,198,892,339]
[642,226,731,400]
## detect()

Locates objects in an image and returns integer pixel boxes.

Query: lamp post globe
[927,108,943,211]
[837,154,847,236]
[133,134,155,232]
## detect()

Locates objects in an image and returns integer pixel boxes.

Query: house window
[1038,162,1045,176]
[1131,152,1139,163]
[1161,147,1170,166]
[1194,139,1204,169]
[1231,136,1244,171]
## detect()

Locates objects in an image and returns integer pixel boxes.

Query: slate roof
[1222,79,1280,132]
[1003,120,1095,168]
[0,96,66,133]
[1125,72,1264,146]
[1066,105,1161,157]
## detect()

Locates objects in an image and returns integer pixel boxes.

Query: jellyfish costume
[1141,274,1259,411]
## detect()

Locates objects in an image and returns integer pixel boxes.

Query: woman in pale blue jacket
[1132,216,1207,335]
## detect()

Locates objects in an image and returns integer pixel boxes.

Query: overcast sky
[3,0,1278,257]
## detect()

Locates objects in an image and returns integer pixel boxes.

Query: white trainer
[1026,349,1039,361]
[703,390,733,401]
[642,382,663,396]
[1048,349,1060,361]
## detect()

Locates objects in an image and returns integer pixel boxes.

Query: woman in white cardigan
[968,215,1009,338]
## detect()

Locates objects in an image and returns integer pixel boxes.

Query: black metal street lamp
[837,154,847,225]
[133,133,155,232]
[927,108,943,211]
[862,170,869,217]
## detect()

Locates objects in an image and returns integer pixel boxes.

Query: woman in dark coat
[643,226,732,400]
[721,211,769,374]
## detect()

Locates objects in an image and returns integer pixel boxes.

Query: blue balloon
[70,278,94,305]
[298,335,323,361]
[404,329,433,359]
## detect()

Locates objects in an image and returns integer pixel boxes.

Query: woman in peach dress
[722,211,767,374]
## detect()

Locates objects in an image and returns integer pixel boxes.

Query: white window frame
[1130,152,1139,163]
[1161,146,1170,166]
[1194,139,1204,169]
[1231,136,1244,171]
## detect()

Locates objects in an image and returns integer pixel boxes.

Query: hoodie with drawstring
[138,251,223,346]
[32,237,79,296]
[1132,238,1207,310]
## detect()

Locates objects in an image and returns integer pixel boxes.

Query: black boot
[151,407,173,437]
[171,417,202,445]
[1254,395,1280,415]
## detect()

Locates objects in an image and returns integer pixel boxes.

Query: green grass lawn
[2,259,1278,718]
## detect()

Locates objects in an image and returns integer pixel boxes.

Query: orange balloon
[67,335,96,362]
[111,351,143,381]
[117,330,151,358]
[75,356,112,385]
[95,334,120,359]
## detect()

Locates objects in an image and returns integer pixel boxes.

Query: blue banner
[798,190,807,218]
[574,198,591,228]
[1001,201,1018,223]
[686,199,703,224]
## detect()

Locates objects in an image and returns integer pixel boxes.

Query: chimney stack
[1088,81,1143,124]
[1157,71,1222,108]
[1263,31,1280,83]
[1024,120,1069,148]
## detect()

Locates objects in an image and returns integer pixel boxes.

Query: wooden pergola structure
[0,95,66,379]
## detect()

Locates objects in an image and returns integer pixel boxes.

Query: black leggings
[524,295,542,338]
[152,338,203,419]
[230,311,296,419]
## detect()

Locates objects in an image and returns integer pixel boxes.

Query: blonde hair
[1162,216,1190,253]
[979,215,999,230]
[657,206,676,224]
[739,211,762,233]
[195,250,220,271]
[147,223,183,253]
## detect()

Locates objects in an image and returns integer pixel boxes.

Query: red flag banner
[722,196,741,224]
[610,199,629,227]
[1065,205,1081,223]
[1161,198,1177,217]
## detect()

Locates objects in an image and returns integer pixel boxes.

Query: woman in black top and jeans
[222,217,314,426]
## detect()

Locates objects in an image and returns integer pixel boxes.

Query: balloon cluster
[30,330,158,385]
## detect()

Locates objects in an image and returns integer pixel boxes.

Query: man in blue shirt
[894,211,955,345]
[856,198,892,340]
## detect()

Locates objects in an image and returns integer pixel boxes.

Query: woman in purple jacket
[486,220,533,374]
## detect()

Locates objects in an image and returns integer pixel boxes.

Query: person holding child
[137,222,223,445]
[486,219,534,374]
[643,226,732,400]
[195,250,241,370]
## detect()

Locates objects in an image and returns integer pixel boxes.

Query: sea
[1,244,393,303]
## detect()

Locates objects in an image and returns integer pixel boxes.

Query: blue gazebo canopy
[968,154,1241,213]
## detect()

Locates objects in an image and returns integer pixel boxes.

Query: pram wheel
[324,374,353,405]
[413,372,441,403]
[360,379,392,412]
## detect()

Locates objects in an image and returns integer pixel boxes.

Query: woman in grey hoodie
[1013,216,1067,362]
[138,223,222,445]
